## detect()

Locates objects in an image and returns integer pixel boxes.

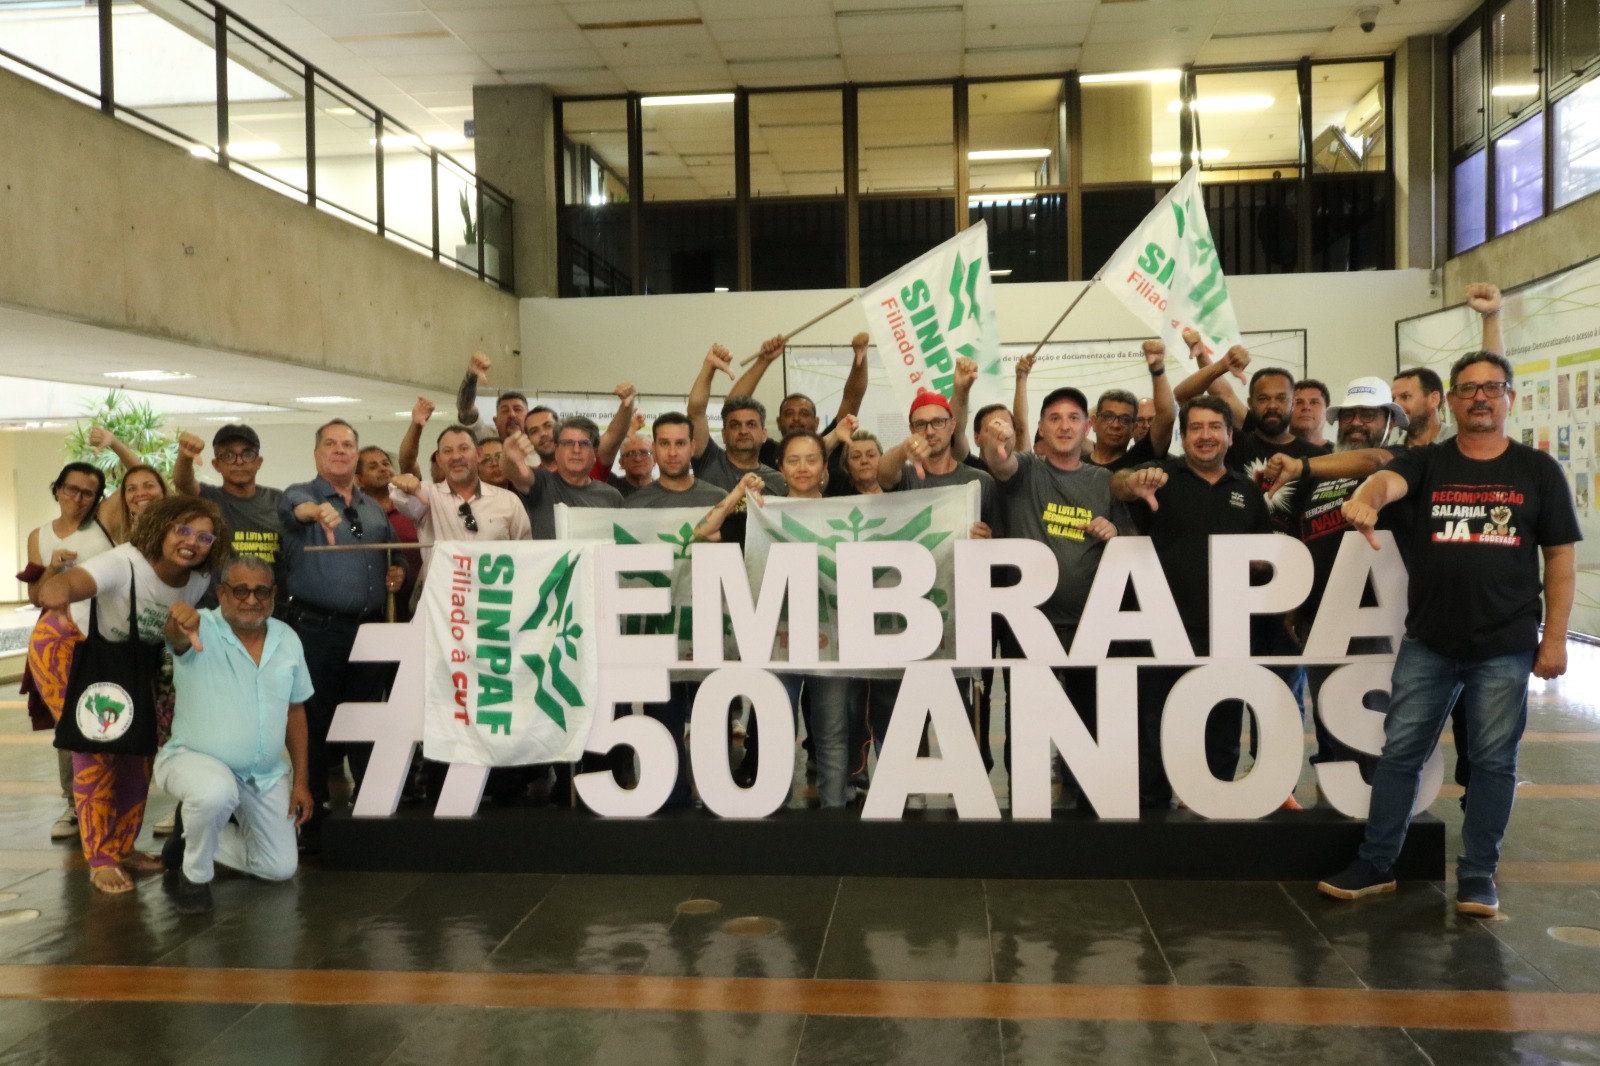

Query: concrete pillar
[473,84,560,299]
[1394,35,1447,271]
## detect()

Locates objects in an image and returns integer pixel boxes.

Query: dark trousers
[289,610,389,822]
[1136,663,1244,809]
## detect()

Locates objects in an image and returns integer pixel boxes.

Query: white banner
[857,221,1002,416]
[1099,167,1243,362]
[743,485,979,667]
[556,504,703,659]
[421,539,601,766]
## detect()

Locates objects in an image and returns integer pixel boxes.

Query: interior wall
[519,270,1441,411]
[1443,192,1600,295]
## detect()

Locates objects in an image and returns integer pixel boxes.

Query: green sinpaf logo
[519,551,585,730]
[1133,183,1232,333]
[611,521,703,642]
[766,504,953,633]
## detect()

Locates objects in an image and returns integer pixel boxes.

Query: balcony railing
[0,0,513,291]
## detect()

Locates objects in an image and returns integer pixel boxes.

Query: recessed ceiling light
[1080,69,1181,85]
[294,395,361,404]
[104,370,196,382]
[1490,84,1539,96]
[969,148,1051,160]
[989,269,1013,277]
[1171,96,1275,113]
[641,93,734,107]
[327,107,358,116]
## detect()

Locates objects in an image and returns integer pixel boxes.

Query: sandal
[89,866,135,894]
[121,851,165,876]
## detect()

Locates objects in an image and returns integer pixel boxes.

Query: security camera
[1358,5,1379,32]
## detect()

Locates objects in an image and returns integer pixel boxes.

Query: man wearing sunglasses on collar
[389,424,533,547]
[280,418,407,852]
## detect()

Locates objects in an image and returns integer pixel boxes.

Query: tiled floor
[1,643,1598,1064]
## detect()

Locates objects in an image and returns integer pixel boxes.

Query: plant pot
[455,243,500,279]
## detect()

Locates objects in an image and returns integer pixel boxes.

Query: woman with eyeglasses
[37,495,230,893]
[21,463,115,842]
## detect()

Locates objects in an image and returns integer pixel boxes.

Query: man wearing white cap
[1280,377,1408,777]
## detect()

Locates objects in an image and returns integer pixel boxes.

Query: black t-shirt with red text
[1387,439,1580,660]
[1290,445,1411,624]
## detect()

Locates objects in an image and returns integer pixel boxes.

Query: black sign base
[321,806,1446,881]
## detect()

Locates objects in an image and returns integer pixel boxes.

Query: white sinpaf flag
[857,221,1003,417]
[1098,167,1243,361]
[556,504,702,661]
[421,539,601,766]
[742,484,979,671]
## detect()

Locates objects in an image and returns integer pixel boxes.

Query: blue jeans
[1359,637,1533,880]
[780,674,852,808]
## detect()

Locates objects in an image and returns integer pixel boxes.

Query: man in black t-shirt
[1319,351,1580,918]
[1085,341,1176,473]
[1114,395,1273,809]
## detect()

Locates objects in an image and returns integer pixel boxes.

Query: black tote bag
[54,564,161,757]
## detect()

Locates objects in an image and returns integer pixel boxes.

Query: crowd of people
[14,281,1577,921]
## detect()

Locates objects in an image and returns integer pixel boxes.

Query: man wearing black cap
[174,424,287,594]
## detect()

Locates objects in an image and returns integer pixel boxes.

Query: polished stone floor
[0,644,1598,1065]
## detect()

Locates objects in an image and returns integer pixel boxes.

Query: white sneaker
[50,805,79,841]
[151,810,177,837]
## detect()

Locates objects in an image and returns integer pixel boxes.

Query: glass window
[559,99,631,298]
[1554,75,1600,207]
[968,194,1066,283]
[382,128,435,253]
[749,91,842,197]
[967,79,1065,192]
[1495,111,1545,234]
[859,197,955,283]
[641,203,736,293]
[1554,0,1600,81]
[1453,150,1488,253]
[1193,69,1302,174]
[313,81,378,231]
[1490,0,1541,128]
[751,200,846,290]
[112,0,218,153]
[224,22,307,199]
[0,2,101,105]
[1081,186,1168,276]
[859,86,954,193]
[640,93,734,201]
[1080,70,1181,184]
[1310,62,1386,174]
[1453,27,1486,151]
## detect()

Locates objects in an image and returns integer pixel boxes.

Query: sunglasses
[223,583,274,602]
[344,505,364,538]
[458,501,479,533]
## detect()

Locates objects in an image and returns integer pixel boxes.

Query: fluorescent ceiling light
[837,4,961,16]
[294,395,361,404]
[714,286,730,292]
[588,193,606,206]
[989,269,1013,277]
[1080,69,1181,85]
[968,148,1051,160]
[640,93,734,106]
[103,370,196,382]
[1170,96,1275,113]
[326,107,358,116]
[1491,84,1539,96]
[1150,149,1231,163]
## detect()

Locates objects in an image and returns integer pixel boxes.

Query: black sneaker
[175,874,213,916]
[161,807,186,872]
[1456,875,1499,917]
[1317,858,1397,900]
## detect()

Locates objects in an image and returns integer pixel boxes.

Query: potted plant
[455,190,499,279]
[65,389,177,491]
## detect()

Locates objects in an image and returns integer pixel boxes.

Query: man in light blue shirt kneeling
[157,554,315,915]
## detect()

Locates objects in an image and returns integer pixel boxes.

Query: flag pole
[737,296,856,367]
[1025,273,1102,360]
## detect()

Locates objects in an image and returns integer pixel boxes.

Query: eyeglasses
[1097,413,1136,427]
[174,525,217,546]
[215,449,259,465]
[910,416,952,432]
[57,485,98,501]
[621,450,652,460]
[223,583,274,602]
[556,438,595,450]
[344,505,364,538]
[1450,381,1510,399]
[458,502,479,533]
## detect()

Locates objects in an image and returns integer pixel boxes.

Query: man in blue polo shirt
[156,555,314,915]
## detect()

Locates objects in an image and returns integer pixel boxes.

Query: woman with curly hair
[37,495,231,893]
